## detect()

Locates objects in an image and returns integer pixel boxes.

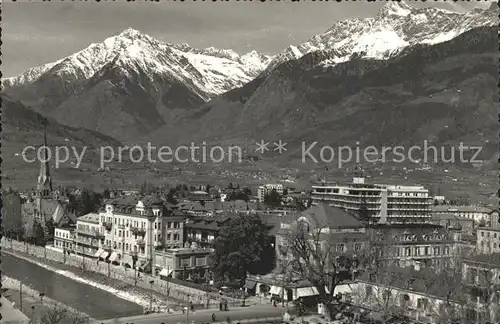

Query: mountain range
[2,2,498,167]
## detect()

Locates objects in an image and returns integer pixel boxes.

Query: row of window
[395,246,450,257]
[55,231,71,239]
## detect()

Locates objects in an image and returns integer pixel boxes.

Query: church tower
[37,130,53,199]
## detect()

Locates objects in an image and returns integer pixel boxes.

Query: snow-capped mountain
[266,1,498,71]
[3,28,273,98]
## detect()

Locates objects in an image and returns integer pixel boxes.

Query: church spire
[37,123,52,198]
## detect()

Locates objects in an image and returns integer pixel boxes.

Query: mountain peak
[118,27,146,39]
[378,1,413,17]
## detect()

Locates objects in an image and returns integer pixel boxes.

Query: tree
[41,304,90,324]
[32,220,46,246]
[1,192,24,239]
[68,189,102,217]
[283,222,360,320]
[166,188,178,205]
[210,214,274,286]
[264,189,282,208]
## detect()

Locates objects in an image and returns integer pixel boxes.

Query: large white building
[432,205,493,225]
[311,177,432,224]
[257,184,284,203]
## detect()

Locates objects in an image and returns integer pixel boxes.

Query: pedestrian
[212,313,216,322]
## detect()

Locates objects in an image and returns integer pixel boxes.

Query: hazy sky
[3,0,491,77]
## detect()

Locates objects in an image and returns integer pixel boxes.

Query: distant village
[2,149,500,323]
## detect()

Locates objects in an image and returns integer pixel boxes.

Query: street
[92,304,291,324]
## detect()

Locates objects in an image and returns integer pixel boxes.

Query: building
[477,211,500,254]
[275,203,366,271]
[431,213,475,235]
[54,225,76,252]
[75,213,104,258]
[463,253,500,321]
[154,245,213,280]
[21,134,75,235]
[184,214,236,249]
[95,195,184,271]
[431,205,492,225]
[258,184,284,203]
[311,177,432,224]
[368,224,464,269]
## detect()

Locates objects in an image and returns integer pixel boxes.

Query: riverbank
[2,275,94,324]
[2,248,188,313]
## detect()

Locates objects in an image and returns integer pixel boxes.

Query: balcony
[117,224,125,230]
[136,238,145,246]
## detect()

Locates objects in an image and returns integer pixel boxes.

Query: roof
[77,213,100,224]
[299,203,363,229]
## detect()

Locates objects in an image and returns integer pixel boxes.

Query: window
[196,257,206,266]
[125,243,129,250]
[434,247,440,255]
[354,243,363,252]
[481,231,484,237]
[174,234,179,241]
[336,244,346,253]
[424,247,429,255]
[405,247,411,256]
[167,234,171,241]
[180,258,190,267]
[167,222,172,229]
[495,233,498,239]
[417,298,428,310]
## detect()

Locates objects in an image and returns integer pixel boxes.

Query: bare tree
[282,221,362,320]
[41,304,91,324]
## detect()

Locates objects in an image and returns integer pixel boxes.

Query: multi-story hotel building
[311,177,432,224]
[96,195,185,270]
[258,184,284,203]
[75,213,104,258]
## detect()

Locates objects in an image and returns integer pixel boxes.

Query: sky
[2,0,492,78]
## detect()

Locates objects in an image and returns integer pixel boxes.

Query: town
[2,139,499,324]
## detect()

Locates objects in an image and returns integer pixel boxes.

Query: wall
[0,238,239,304]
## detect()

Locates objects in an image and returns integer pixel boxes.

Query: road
[93,304,291,324]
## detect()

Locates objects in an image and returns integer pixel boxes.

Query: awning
[109,252,120,262]
[296,287,319,298]
[122,254,134,267]
[100,251,109,260]
[269,286,283,295]
[94,248,104,258]
[159,268,173,277]
[244,280,256,290]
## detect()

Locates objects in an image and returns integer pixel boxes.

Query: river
[1,252,144,320]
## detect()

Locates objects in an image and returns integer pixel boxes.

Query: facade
[431,205,492,224]
[97,195,174,270]
[463,254,500,322]
[369,224,464,269]
[154,246,213,280]
[75,213,104,258]
[311,177,432,224]
[54,226,76,251]
[258,184,284,203]
[477,211,500,254]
